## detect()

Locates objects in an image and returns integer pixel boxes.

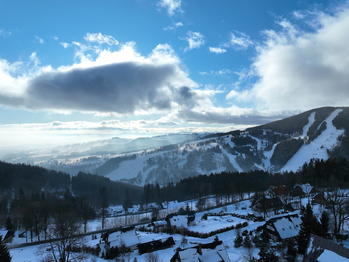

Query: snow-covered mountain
[3,107,349,186]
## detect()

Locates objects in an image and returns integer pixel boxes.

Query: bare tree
[326,188,349,235]
[38,200,88,262]
[144,252,163,262]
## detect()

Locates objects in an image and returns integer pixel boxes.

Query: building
[263,213,302,242]
[170,240,231,262]
[311,193,329,206]
[303,233,349,261]
[292,183,318,197]
[137,237,175,255]
[268,185,291,197]
[98,227,140,257]
[251,196,284,217]
[166,208,196,228]
[138,202,163,213]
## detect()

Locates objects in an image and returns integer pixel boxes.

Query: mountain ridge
[2,106,349,186]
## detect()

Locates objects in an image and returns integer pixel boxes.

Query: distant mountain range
[3,107,349,186]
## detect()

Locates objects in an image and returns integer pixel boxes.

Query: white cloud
[84,32,118,45]
[0,29,11,37]
[230,6,349,112]
[227,31,253,49]
[52,36,58,40]
[158,0,182,16]
[35,36,44,44]
[199,68,232,77]
[184,31,205,51]
[164,22,183,31]
[60,42,70,48]
[212,69,232,76]
[209,47,227,54]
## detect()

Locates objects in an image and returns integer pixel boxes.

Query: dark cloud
[177,109,286,125]
[18,62,198,113]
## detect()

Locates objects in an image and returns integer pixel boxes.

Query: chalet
[303,234,349,262]
[263,213,302,242]
[170,240,231,262]
[312,193,329,206]
[166,209,196,228]
[251,197,284,216]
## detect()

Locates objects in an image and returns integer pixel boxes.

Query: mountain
[2,107,349,186]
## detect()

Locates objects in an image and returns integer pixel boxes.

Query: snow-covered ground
[8,195,349,262]
[281,109,344,172]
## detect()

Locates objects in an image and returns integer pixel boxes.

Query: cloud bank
[0,42,199,115]
[228,5,349,112]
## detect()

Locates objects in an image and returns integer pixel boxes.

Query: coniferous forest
[1,157,349,210]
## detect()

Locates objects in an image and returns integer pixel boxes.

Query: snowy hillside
[2,107,349,186]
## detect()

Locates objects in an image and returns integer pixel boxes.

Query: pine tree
[234,234,243,248]
[320,211,330,238]
[243,235,253,248]
[5,217,15,237]
[296,203,323,254]
[0,236,12,262]
[285,239,297,262]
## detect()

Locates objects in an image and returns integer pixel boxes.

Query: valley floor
[7,196,349,262]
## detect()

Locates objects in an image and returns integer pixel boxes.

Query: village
[2,182,349,261]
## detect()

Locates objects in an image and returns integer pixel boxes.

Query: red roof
[271,185,290,195]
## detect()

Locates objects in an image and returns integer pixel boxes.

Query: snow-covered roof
[273,216,301,239]
[108,230,140,248]
[300,183,313,194]
[267,214,301,240]
[175,244,230,262]
[153,220,167,227]
[317,250,349,262]
[170,215,188,228]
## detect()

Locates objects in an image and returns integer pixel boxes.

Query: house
[268,185,290,197]
[251,196,284,216]
[138,202,163,213]
[312,193,329,206]
[303,233,349,262]
[168,214,189,228]
[99,227,140,257]
[263,213,302,242]
[170,240,231,262]
[152,220,168,229]
[137,237,175,255]
[292,183,318,197]
[166,209,196,228]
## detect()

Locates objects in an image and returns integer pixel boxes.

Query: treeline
[145,157,349,204]
[0,161,70,193]
[1,188,96,240]
[72,172,143,207]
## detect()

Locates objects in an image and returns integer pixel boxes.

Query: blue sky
[1,0,349,150]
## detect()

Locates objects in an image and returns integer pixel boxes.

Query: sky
[1,0,349,151]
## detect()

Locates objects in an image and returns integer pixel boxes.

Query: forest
[1,157,349,240]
